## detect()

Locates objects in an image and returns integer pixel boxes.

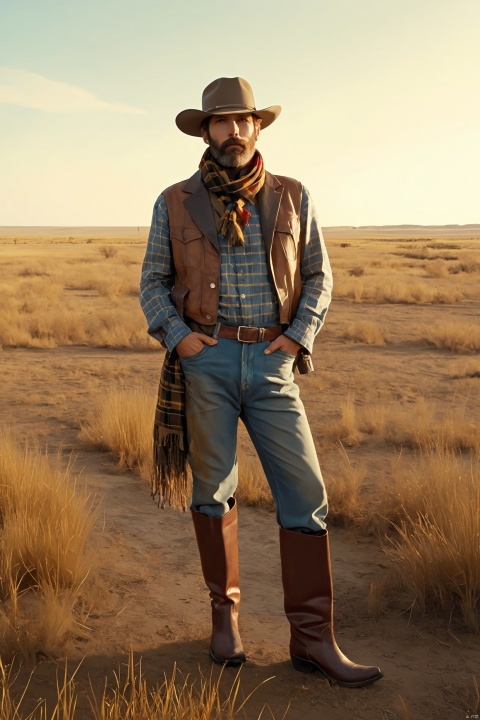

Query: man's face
[202,113,260,168]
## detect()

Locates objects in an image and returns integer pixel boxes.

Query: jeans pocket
[179,345,208,362]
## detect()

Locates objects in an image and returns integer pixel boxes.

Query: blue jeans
[179,338,328,532]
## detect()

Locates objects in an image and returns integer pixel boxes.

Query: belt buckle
[237,325,265,343]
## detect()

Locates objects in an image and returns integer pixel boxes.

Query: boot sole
[291,654,383,688]
[210,648,247,668]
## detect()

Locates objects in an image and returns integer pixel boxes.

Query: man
[140,77,383,688]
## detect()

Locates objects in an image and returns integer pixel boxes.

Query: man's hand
[176,332,218,358]
[264,335,302,357]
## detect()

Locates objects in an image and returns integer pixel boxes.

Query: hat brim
[175,105,281,137]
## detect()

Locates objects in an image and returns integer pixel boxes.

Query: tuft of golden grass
[0,428,96,661]
[343,320,386,345]
[0,651,282,720]
[449,359,480,380]
[443,674,480,716]
[328,396,363,446]
[79,384,156,482]
[324,446,368,526]
[377,447,480,632]
[236,455,274,509]
[423,259,449,278]
[426,322,480,352]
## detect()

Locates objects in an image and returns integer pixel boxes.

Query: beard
[207,133,257,168]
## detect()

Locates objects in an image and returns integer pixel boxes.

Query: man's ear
[255,119,262,140]
[200,127,209,145]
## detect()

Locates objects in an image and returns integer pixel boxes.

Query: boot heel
[291,654,316,674]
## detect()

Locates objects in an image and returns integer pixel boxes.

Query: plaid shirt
[140,184,332,354]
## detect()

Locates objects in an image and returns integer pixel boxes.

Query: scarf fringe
[152,427,190,511]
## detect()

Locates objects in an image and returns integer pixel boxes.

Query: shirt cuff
[151,322,191,353]
[284,321,316,354]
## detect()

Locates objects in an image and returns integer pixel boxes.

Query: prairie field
[0,225,479,719]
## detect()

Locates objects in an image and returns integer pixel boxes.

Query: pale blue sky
[1,0,479,226]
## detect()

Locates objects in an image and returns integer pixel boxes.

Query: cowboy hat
[175,77,281,137]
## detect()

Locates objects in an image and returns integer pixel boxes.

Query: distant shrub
[98,245,118,259]
[348,266,365,277]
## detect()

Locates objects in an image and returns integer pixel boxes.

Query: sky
[1,0,479,227]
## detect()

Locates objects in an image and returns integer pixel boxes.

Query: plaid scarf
[199,149,265,246]
[152,351,190,510]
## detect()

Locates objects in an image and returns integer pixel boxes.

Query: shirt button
[205,314,211,319]
[210,282,216,288]
[240,294,246,299]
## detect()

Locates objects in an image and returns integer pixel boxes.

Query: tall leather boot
[191,499,246,667]
[280,527,383,688]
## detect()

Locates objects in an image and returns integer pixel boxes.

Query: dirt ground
[1,226,479,719]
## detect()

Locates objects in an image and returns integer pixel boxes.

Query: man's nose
[227,120,240,136]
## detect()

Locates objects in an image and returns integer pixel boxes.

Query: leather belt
[216,324,283,343]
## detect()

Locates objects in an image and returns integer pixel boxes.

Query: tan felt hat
[175,77,281,137]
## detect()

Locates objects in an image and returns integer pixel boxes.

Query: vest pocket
[170,226,203,267]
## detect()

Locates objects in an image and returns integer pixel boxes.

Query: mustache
[221,138,247,151]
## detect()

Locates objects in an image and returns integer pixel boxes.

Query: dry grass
[0,250,154,349]
[378,448,480,632]
[449,359,480,379]
[342,320,386,345]
[335,277,462,304]
[348,266,364,277]
[79,384,157,483]
[423,259,449,278]
[324,447,368,526]
[236,455,273,509]
[450,256,480,274]
[443,674,479,716]
[328,396,363,446]
[0,651,281,719]
[0,299,154,349]
[426,322,480,352]
[327,397,480,453]
[394,247,459,261]
[0,428,96,662]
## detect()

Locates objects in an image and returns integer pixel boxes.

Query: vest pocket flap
[275,215,299,235]
[170,227,203,244]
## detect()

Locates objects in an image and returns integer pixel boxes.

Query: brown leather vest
[163,170,303,327]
